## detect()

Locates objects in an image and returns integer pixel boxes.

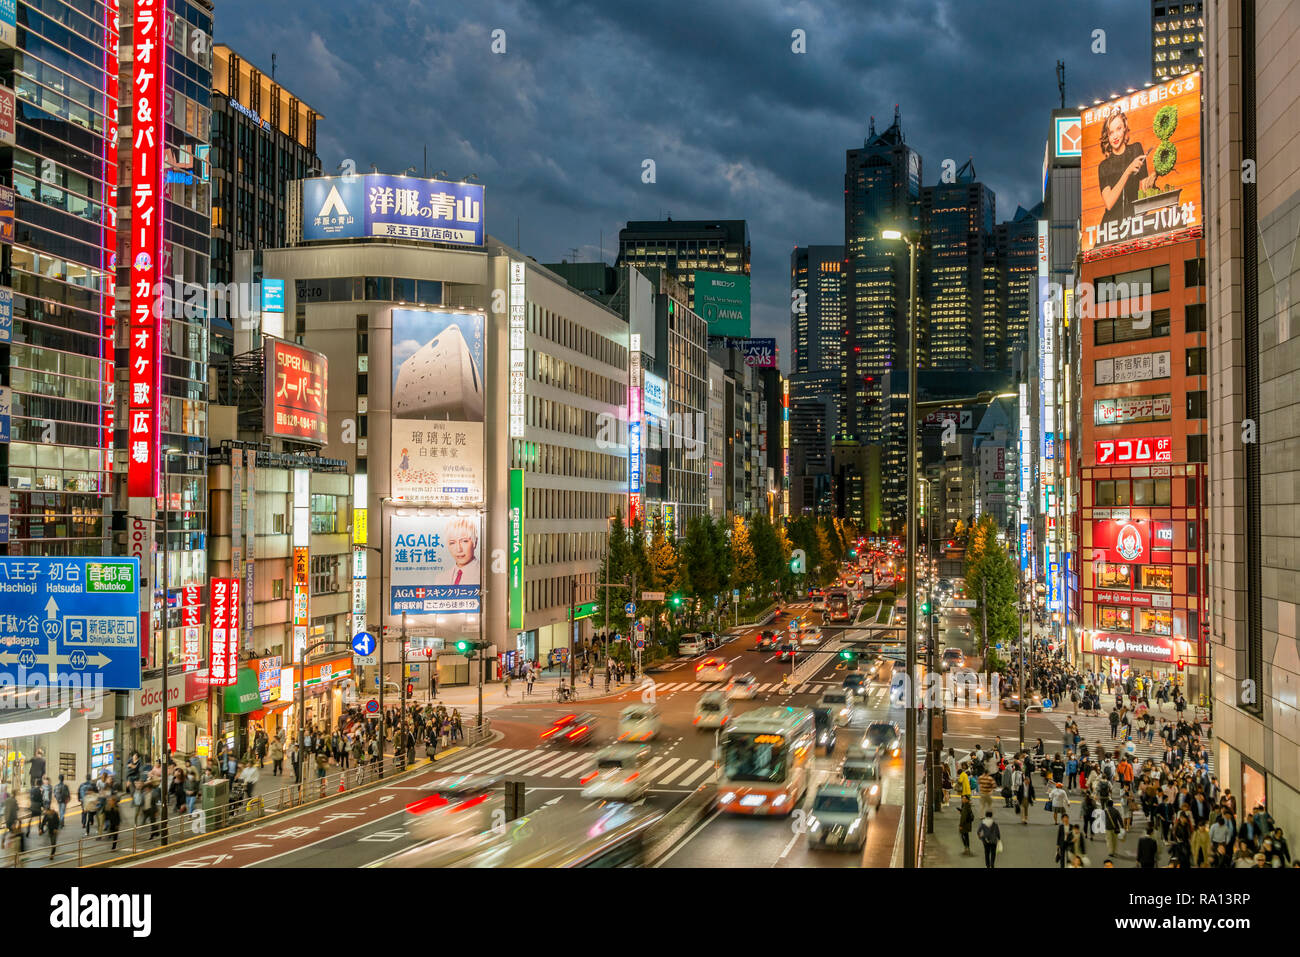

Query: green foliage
[1152,141,1177,178]
[1152,104,1178,141]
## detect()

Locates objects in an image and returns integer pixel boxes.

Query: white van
[617,705,661,743]
[695,658,733,683]
[679,634,706,656]
[692,691,731,730]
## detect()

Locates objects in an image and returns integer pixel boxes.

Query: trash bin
[201,778,229,832]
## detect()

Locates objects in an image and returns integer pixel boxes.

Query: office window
[271,578,284,599]
[1187,434,1207,463]
[1186,390,1207,419]
[1185,347,1206,375]
[1185,303,1206,332]
[1184,258,1206,286]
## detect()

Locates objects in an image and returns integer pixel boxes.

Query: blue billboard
[0,287,11,343]
[301,174,485,246]
[261,279,285,313]
[0,557,142,690]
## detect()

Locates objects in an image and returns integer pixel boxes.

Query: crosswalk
[432,746,719,789]
[626,678,862,696]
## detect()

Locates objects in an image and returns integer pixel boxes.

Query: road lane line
[678,761,717,787]
[774,830,801,864]
[653,807,722,868]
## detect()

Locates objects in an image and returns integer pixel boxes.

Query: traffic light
[670,593,683,608]
[454,639,486,655]
[920,601,931,616]
[839,649,857,662]
[1176,659,1186,672]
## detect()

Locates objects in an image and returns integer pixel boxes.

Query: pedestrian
[54,774,70,827]
[977,767,996,818]
[79,776,100,836]
[139,781,159,840]
[28,748,46,789]
[41,804,60,860]
[527,670,536,696]
[958,794,974,856]
[102,795,121,852]
[1055,812,1072,868]
[1049,780,1068,825]
[183,771,199,814]
[1103,798,1123,858]
[503,672,512,697]
[1137,823,1159,867]
[270,736,284,776]
[977,811,1001,868]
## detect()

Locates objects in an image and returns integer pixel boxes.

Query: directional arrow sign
[624,602,636,615]
[0,557,141,690]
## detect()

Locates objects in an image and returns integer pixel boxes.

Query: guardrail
[1,720,492,869]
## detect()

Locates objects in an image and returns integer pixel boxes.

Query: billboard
[391,309,485,505]
[1092,519,1152,565]
[509,469,524,630]
[693,270,751,337]
[1095,351,1170,385]
[208,578,240,688]
[389,513,482,616]
[301,174,485,246]
[1080,72,1202,260]
[643,371,667,420]
[725,337,778,368]
[1093,394,1172,426]
[266,340,328,444]
[1095,437,1172,465]
[0,1,13,49]
[1053,112,1082,160]
[0,84,13,148]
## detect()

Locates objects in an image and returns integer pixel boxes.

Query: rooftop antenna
[568,246,580,263]
[1057,60,1066,109]
[271,52,277,82]
[868,115,876,138]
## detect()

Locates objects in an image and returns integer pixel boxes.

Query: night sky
[219,0,1150,355]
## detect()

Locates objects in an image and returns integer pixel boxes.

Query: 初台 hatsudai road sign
[0,557,141,690]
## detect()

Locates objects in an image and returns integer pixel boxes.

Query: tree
[596,510,633,638]
[749,514,784,598]
[730,516,757,595]
[681,516,720,627]
[967,535,1018,676]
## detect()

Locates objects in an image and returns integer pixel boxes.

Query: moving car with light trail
[617,705,661,742]
[579,744,652,802]
[806,782,869,851]
[693,690,731,729]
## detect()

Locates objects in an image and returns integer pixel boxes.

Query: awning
[0,708,73,739]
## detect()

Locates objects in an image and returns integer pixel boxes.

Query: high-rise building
[1205,0,1300,839]
[843,109,923,446]
[992,204,1041,368]
[616,219,749,317]
[208,45,322,358]
[920,161,996,371]
[790,245,844,383]
[1152,1,1204,81]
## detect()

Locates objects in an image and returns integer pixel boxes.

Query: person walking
[1049,780,1068,825]
[1103,798,1123,858]
[41,804,61,860]
[977,811,1001,868]
[79,776,100,836]
[54,774,70,827]
[958,794,974,856]
[1055,813,1072,868]
[270,736,284,776]
[977,767,996,818]
[526,669,536,696]
[102,794,121,851]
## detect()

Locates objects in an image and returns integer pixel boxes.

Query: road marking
[647,758,680,781]
[775,830,801,864]
[656,760,696,785]
[678,761,717,787]
[654,808,722,868]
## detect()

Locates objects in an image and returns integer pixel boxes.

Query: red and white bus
[716,707,816,816]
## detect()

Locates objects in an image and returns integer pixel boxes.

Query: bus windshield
[722,733,789,783]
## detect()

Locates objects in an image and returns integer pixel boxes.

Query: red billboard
[127,0,166,498]
[209,578,240,687]
[266,340,328,444]
[1086,632,1179,663]
[1092,519,1152,565]
[1095,437,1172,465]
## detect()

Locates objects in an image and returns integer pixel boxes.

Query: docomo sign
[127,0,166,498]
[1092,519,1151,564]
[1096,437,1171,465]
[209,578,240,687]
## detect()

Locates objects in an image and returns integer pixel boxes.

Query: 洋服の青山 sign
[1092,520,1151,564]
[1086,632,1177,663]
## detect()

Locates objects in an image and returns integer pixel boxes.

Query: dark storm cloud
[216,0,1149,353]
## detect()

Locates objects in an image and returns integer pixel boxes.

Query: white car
[579,745,651,802]
[724,673,758,700]
[404,775,503,842]
[817,690,857,727]
[798,628,823,648]
[695,657,733,683]
[806,783,869,851]
[692,690,731,730]
[617,705,661,742]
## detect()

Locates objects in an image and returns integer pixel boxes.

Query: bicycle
[553,685,574,704]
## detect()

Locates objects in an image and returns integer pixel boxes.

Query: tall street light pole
[158,447,179,845]
[882,227,918,868]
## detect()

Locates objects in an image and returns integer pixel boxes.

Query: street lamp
[881,226,919,867]
[157,445,182,845]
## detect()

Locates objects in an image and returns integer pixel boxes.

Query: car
[806,783,869,851]
[540,712,598,746]
[695,657,733,683]
[863,721,901,758]
[812,707,838,754]
[678,634,706,656]
[403,773,503,842]
[692,690,731,730]
[725,673,758,700]
[617,705,660,742]
[842,671,867,694]
[776,642,798,661]
[798,628,822,648]
[700,631,721,650]
[941,648,966,671]
[839,747,883,809]
[817,690,857,727]
[755,630,778,651]
[579,745,652,802]
[1000,692,1044,713]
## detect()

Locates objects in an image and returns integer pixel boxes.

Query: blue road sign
[624,602,635,615]
[352,631,376,657]
[365,698,380,714]
[635,638,645,650]
[1042,698,1054,710]
[0,557,140,690]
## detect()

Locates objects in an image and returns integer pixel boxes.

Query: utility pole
[1018,582,1027,752]
[568,575,577,690]
[903,234,919,870]
[400,612,408,764]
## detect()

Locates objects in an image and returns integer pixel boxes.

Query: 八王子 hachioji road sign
[0,557,141,690]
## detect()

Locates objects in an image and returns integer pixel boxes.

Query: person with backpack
[957,793,974,856]
[102,794,121,851]
[977,811,1001,868]
[41,804,61,860]
[78,775,99,835]
[1102,798,1124,857]
[54,774,70,827]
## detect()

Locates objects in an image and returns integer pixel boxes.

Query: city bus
[826,588,852,623]
[716,706,817,816]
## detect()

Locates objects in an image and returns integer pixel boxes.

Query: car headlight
[869,785,880,796]
[808,815,821,832]
[719,791,736,805]
[772,794,788,807]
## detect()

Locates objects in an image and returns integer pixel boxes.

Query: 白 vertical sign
[101,0,120,462]
[509,260,526,437]
[509,468,524,630]
[127,0,165,499]
[244,452,255,638]
[231,449,243,583]
[293,546,309,663]
[0,84,14,147]
[629,334,642,523]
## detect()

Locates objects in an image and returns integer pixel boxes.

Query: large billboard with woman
[1080,72,1201,261]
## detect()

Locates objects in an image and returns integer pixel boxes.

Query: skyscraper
[920,161,996,371]
[843,110,922,446]
[789,245,845,382]
[992,204,1042,369]
[1152,1,1204,81]
[616,219,749,318]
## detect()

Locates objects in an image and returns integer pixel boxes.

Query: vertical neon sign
[103,0,120,459]
[128,0,165,498]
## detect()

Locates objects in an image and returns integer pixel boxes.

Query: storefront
[1079,631,1196,690]
[281,655,353,739]
[119,668,213,769]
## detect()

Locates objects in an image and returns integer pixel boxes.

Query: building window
[1185,346,1206,375]
[1186,390,1207,419]
[310,554,342,595]
[1184,257,1206,287]
[1186,434,1207,463]
[1185,303,1206,332]
[1140,565,1174,592]
[271,578,284,599]
[310,494,339,533]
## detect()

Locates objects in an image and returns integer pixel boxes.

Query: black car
[863,721,901,757]
[842,671,867,694]
[777,642,799,661]
[812,706,838,754]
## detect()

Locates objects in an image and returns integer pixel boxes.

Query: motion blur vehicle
[695,657,733,683]
[700,631,721,650]
[798,627,822,648]
[826,588,852,623]
[842,671,867,694]
[716,707,816,816]
[678,634,707,656]
[540,712,598,746]
[863,720,901,758]
[839,747,882,808]
[725,673,758,700]
[580,745,652,802]
[776,641,798,661]
[805,783,869,852]
[810,589,826,613]
[817,689,857,727]
[1000,692,1044,713]
[812,706,837,754]
[941,648,966,671]
[617,705,661,742]
[755,630,778,651]
[380,801,664,868]
[693,690,731,729]
[403,773,502,843]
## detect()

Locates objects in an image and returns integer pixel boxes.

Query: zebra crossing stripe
[657,760,696,785]
[678,761,717,787]
[509,751,569,776]
[437,748,506,773]
[648,757,680,781]
[521,752,575,777]
[470,749,530,775]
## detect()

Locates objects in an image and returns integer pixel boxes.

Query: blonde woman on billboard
[437,518,479,587]
[1098,107,1156,228]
